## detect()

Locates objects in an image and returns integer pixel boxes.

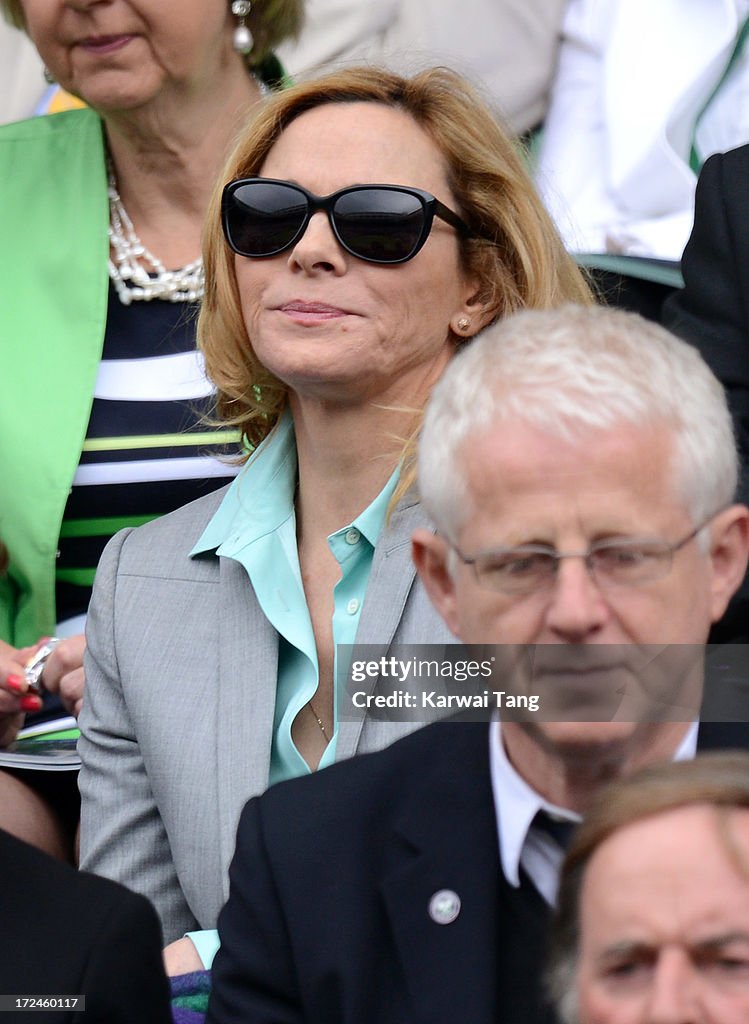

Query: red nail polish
[20,695,42,712]
[6,675,24,693]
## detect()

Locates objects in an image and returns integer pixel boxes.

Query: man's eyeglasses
[449,520,714,597]
[221,177,486,265]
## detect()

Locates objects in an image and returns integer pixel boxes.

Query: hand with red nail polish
[0,638,39,748]
[39,634,86,719]
[20,694,43,713]
[6,675,23,694]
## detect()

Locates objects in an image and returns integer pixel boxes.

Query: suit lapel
[215,554,279,899]
[379,724,499,1023]
[336,497,431,759]
[352,495,425,644]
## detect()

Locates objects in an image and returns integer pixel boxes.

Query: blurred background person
[664,143,749,646]
[549,752,749,1024]
[277,0,568,136]
[0,17,45,123]
[77,65,592,974]
[0,0,302,860]
[535,0,749,320]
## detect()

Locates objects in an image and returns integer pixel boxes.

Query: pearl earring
[457,317,470,331]
[232,0,253,55]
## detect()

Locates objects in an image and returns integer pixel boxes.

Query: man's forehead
[591,805,749,882]
[456,418,684,533]
[460,417,676,476]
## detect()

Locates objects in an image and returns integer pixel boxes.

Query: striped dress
[55,282,240,635]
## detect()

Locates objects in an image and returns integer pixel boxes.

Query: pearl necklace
[107,160,204,305]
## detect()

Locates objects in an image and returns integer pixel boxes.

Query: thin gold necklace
[307,699,330,742]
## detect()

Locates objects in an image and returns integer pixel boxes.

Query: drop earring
[44,67,55,84]
[232,0,254,55]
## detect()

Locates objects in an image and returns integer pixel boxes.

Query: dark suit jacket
[206,719,749,1024]
[663,143,749,643]
[0,829,171,1024]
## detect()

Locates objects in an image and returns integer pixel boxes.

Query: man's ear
[412,529,462,639]
[708,504,749,623]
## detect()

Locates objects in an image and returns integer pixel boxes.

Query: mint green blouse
[187,411,399,967]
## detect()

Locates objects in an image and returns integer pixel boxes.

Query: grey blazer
[77,485,453,943]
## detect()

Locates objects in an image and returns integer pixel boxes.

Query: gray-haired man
[208,305,749,1024]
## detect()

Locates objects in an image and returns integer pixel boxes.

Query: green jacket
[0,108,109,645]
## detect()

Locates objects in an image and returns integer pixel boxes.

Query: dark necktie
[532,809,577,851]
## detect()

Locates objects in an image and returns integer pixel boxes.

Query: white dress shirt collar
[489,717,699,905]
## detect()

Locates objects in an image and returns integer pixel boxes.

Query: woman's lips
[279,301,352,323]
[78,35,134,55]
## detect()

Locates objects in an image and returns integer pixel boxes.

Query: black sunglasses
[221,177,482,265]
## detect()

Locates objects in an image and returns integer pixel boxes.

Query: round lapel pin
[428,889,461,925]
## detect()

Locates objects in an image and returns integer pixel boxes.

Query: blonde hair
[198,64,593,494]
[2,0,303,64]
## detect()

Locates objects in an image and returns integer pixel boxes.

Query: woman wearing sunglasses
[78,65,592,974]
[0,0,302,859]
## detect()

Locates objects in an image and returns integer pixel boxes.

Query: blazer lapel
[336,496,431,759]
[379,724,499,1023]
[353,495,426,645]
[214,554,279,900]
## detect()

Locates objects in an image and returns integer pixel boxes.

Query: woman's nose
[287,211,347,274]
